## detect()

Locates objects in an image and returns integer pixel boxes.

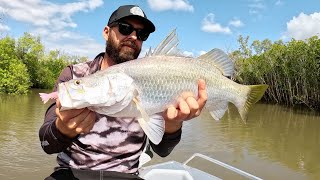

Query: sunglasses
[112,21,150,41]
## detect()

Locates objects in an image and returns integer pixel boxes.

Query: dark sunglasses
[111,21,150,41]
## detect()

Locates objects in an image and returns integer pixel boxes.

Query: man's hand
[55,99,96,138]
[163,79,207,134]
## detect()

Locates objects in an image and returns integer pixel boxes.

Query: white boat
[139,153,263,180]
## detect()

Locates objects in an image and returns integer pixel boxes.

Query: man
[39,5,207,180]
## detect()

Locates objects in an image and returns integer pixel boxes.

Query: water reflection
[0,90,56,179]
[0,90,319,179]
[222,104,320,177]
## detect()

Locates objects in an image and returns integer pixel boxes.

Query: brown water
[0,89,319,180]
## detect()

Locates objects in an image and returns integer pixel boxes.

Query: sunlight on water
[0,90,319,179]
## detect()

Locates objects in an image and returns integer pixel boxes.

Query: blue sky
[0,0,319,59]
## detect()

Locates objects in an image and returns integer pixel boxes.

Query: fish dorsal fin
[148,28,182,56]
[145,47,153,57]
[198,48,234,77]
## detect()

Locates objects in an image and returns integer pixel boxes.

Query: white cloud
[0,23,10,31]
[32,28,84,41]
[249,10,259,15]
[0,0,104,58]
[147,0,194,12]
[229,19,244,27]
[248,0,266,15]
[87,0,104,10]
[45,38,104,59]
[0,0,103,29]
[248,3,265,9]
[30,27,104,58]
[183,50,193,57]
[199,51,207,56]
[284,12,320,40]
[201,13,231,34]
[275,0,284,6]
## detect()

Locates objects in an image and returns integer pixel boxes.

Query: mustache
[120,41,138,50]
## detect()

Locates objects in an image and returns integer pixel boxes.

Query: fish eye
[74,80,81,85]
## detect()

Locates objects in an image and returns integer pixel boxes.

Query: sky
[0,0,319,59]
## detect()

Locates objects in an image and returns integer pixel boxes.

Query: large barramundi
[40,30,268,145]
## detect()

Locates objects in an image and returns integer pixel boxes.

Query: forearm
[164,120,182,134]
[39,102,75,154]
[150,128,182,157]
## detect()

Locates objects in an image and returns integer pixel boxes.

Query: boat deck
[139,153,263,180]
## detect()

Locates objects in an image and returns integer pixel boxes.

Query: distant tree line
[0,33,87,94]
[232,35,320,111]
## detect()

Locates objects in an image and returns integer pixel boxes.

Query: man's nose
[128,30,138,40]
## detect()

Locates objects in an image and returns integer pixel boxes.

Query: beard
[105,36,141,64]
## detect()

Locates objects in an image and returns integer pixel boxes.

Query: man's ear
[103,26,109,41]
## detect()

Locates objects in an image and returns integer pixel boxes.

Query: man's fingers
[56,99,61,109]
[197,79,207,109]
[59,108,87,121]
[67,108,91,129]
[175,99,190,120]
[55,108,95,137]
[180,91,194,100]
[77,112,96,133]
[186,96,199,117]
[166,106,178,120]
[82,121,95,134]
[55,100,96,137]
[56,99,86,120]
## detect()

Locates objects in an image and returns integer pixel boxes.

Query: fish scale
[107,56,236,115]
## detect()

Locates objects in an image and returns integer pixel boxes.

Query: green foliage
[237,35,252,58]
[0,37,31,94]
[234,35,320,110]
[16,32,44,88]
[0,33,88,94]
[38,50,69,89]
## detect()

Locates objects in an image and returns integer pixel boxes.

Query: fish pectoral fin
[206,101,229,121]
[39,92,58,104]
[133,98,165,145]
[137,117,164,145]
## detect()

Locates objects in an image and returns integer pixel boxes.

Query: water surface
[0,90,319,179]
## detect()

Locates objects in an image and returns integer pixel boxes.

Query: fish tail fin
[39,92,58,104]
[237,84,268,122]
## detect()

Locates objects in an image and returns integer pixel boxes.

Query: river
[0,89,319,179]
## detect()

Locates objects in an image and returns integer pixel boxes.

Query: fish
[40,29,268,145]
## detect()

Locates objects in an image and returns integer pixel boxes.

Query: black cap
[108,5,155,33]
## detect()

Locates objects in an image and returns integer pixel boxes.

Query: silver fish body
[57,49,267,145]
[56,30,268,144]
[105,55,243,117]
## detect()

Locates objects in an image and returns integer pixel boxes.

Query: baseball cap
[108,5,155,33]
